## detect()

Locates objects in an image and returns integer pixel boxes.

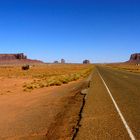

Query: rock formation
[83,60,90,64]
[61,59,65,64]
[129,53,140,63]
[0,53,27,60]
[0,53,43,65]
[22,64,30,70]
[54,61,59,64]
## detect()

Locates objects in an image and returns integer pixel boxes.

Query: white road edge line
[98,71,136,140]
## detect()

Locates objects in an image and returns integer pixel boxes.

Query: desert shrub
[22,65,30,70]
[23,64,93,91]
[59,75,70,84]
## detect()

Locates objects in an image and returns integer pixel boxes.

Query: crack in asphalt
[72,85,90,140]
[72,91,87,140]
[72,73,92,140]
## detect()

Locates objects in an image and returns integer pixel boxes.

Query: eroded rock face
[61,59,65,64]
[83,60,90,64]
[0,53,44,65]
[129,53,140,63]
[0,53,27,60]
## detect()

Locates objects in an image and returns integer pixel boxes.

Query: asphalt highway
[76,66,140,140]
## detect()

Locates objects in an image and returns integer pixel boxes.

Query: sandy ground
[0,77,31,95]
[0,79,89,140]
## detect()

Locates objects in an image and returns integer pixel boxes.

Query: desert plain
[0,64,92,139]
[0,62,140,139]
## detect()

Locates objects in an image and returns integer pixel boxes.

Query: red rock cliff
[129,53,140,63]
[0,53,27,60]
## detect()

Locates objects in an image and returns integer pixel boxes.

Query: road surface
[76,66,140,140]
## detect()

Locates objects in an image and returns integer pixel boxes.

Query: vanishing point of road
[76,66,140,140]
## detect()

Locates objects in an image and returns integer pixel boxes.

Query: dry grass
[0,64,93,92]
[22,64,93,91]
[106,63,140,73]
[0,64,92,77]
[0,64,93,91]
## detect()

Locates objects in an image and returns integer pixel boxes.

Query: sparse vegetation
[0,64,93,92]
[106,63,140,73]
[0,64,93,93]
[22,64,93,91]
[22,64,30,70]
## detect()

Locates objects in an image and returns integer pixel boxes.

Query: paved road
[76,66,140,140]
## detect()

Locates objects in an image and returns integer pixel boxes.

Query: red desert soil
[0,79,89,140]
[0,77,31,95]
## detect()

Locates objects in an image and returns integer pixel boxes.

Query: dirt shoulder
[0,79,89,140]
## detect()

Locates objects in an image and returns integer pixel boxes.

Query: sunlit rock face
[0,53,27,60]
[0,53,43,65]
[129,53,140,63]
[83,60,90,64]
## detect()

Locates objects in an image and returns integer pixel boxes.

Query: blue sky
[0,0,140,63]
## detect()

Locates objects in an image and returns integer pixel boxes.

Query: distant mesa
[54,61,59,64]
[0,53,43,65]
[61,59,65,64]
[83,59,90,64]
[128,53,140,63]
[0,53,27,60]
[53,59,66,64]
